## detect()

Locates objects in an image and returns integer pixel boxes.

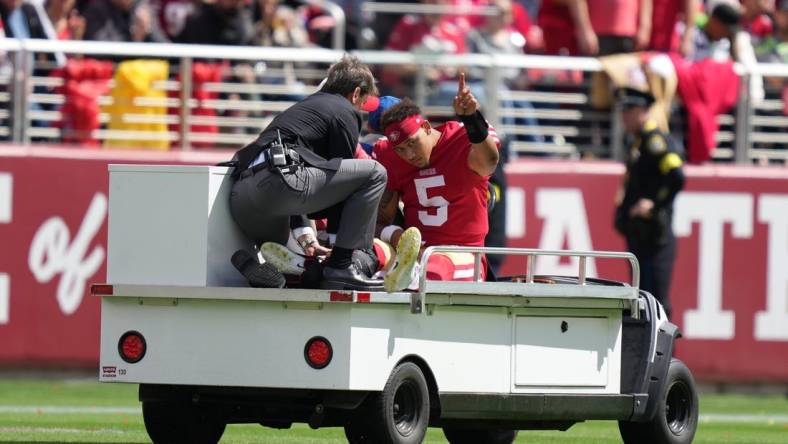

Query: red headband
[383,114,424,146]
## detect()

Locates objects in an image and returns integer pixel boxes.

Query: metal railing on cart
[0,38,786,163]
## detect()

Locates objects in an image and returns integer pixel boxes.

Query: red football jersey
[377,121,500,247]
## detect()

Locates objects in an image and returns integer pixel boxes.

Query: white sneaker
[384,227,422,293]
[260,242,306,276]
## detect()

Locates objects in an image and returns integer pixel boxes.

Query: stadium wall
[1,146,787,382]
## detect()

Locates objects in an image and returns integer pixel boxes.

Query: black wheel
[443,427,518,444]
[344,416,374,443]
[619,358,699,444]
[362,361,430,444]
[142,401,226,444]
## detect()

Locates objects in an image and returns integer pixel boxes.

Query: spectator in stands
[381,0,480,104]
[46,0,85,40]
[614,87,684,319]
[466,0,542,143]
[755,1,788,118]
[0,0,46,39]
[250,0,311,100]
[1,0,65,133]
[176,0,255,45]
[149,0,195,42]
[516,0,538,18]
[176,0,256,141]
[254,0,308,48]
[538,0,651,56]
[761,0,788,64]
[647,0,697,56]
[693,1,764,105]
[741,0,775,34]
[83,0,167,42]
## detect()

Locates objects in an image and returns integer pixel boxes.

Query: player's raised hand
[453,72,478,116]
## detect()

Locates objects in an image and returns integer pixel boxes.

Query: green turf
[0,379,786,443]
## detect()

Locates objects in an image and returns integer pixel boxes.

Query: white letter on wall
[674,193,752,339]
[755,194,788,341]
[0,172,11,324]
[535,188,597,277]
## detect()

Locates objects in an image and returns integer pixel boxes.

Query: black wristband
[459,111,489,144]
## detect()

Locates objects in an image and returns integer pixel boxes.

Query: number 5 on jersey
[414,175,448,227]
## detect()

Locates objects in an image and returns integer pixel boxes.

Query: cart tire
[142,401,226,444]
[344,415,374,443]
[443,427,518,444]
[365,361,430,444]
[619,358,698,444]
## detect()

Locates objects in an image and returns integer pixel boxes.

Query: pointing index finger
[458,72,466,94]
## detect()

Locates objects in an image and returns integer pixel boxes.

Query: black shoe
[321,263,383,291]
[231,249,285,288]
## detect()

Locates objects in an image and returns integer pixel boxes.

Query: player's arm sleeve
[467,124,502,177]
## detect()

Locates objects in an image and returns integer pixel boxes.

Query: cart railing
[413,246,641,317]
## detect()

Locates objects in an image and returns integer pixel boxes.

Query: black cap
[616,87,655,109]
[711,3,742,33]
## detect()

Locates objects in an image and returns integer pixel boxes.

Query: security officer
[230,56,386,289]
[614,87,685,318]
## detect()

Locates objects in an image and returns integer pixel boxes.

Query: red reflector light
[91,284,114,296]
[329,291,353,302]
[118,331,146,363]
[304,336,332,369]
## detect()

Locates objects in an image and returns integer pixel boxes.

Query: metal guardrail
[412,246,641,317]
[0,39,786,162]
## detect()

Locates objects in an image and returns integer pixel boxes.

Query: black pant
[629,234,676,319]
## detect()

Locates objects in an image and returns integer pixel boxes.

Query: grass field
[0,379,786,443]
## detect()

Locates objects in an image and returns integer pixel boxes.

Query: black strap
[458,111,489,144]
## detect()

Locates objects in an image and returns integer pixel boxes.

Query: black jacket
[615,121,685,250]
[235,91,363,171]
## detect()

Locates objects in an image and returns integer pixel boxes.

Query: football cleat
[260,242,306,276]
[384,227,422,293]
[231,249,285,288]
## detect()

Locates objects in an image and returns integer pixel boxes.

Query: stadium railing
[0,38,785,163]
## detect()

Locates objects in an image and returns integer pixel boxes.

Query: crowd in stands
[0,0,786,161]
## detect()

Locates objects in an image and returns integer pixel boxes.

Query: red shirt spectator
[538,0,579,55]
[589,0,640,37]
[538,0,648,55]
[649,0,682,52]
[386,14,466,54]
[455,0,531,37]
[649,0,697,55]
[382,6,467,94]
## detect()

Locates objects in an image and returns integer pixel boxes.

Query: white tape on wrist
[380,225,403,244]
